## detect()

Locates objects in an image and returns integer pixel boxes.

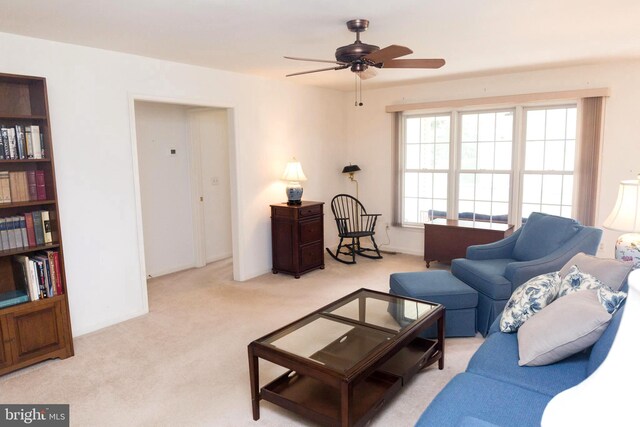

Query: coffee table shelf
[263,370,401,427]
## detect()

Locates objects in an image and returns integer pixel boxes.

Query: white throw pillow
[500,272,561,333]
[558,265,604,297]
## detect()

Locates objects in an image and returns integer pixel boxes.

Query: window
[399,104,578,227]
[401,114,450,224]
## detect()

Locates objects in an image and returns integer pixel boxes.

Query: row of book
[0,210,53,251]
[16,251,63,303]
[0,170,47,204]
[0,124,46,160]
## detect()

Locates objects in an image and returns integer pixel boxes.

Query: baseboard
[73,307,149,337]
[146,263,197,278]
[206,253,233,264]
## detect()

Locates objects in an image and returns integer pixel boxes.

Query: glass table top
[259,289,439,373]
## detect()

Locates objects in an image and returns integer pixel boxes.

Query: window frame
[398,101,578,228]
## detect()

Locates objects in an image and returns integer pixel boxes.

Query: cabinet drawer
[298,204,322,218]
[300,219,322,244]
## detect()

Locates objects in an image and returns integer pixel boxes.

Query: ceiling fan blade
[364,45,413,64]
[357,68,378,80]
[382,58,446,69]
[284,56,348,65]
[286,65,348,77]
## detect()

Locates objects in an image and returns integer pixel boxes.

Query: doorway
[133,101,234,281]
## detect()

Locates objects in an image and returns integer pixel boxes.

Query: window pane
[545,108,567,140]
[492,202,509,218]
[419,173,433,198]
[478,113,496,142]
[544,140,565,171]
[433,198,447,213]
[541,175,562,205]
[526,110,545,140]
[404,198,418,223]
[522,204,539,220]
[420,144,435,169]
[495,111,514,141]
[435,116,450,142]
[566,108,577,140]
[522,174,542,204]
[459,173,475,200]
[461,114,478,142]
[492,174,510,202]
[475,201,492,216]
[562,175,573,205]
[561,205,573,218]
[405,172,418,197]
[406,145,419,169]
[419,198,433,222]
[459,200,475,217]
[461,143,477,169]
[433,173,448,199]
[477,142,495,170]
[475,174,492,201]
[421,117,435,143]
[541,204,561,216]
[406,118,420,143]
[525,140,544,170]
[564,140,575,171]
[494,141,512,170]
[434,143,449,169]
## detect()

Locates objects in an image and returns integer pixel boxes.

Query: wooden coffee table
[248,288,444,426]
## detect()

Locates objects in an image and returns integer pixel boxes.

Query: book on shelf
[32,210,45,246]
[25,126,33,158]
[7,127,17,160]
[0,290,29,309]
[0,171,10,203]
[15,125,26,159]
[48,250,63,295]
[31,125,42,159]
[0,218,8,249]
[24,212,36,247]
[41,210,52,244]
[26,170,37,201]
[35,170,46,200]
[32,254,53,297]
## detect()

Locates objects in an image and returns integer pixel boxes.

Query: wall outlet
[211,177,220,186]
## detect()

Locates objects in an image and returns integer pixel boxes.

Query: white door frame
[128,94,241,312]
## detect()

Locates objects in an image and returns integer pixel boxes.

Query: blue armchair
[451,212,602,336]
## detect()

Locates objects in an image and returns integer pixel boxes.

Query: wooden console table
[424,219,514,267]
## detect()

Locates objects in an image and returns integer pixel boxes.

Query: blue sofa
[415,296,625,426]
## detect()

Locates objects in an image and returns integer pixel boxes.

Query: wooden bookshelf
[0,72,73,376]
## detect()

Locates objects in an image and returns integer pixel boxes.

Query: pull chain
[354,73,364,107]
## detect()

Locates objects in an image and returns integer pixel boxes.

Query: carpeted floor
[0,253,483,426]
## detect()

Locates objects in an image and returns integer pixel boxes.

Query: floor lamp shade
[603,177,640,267]
[282,159,307,205]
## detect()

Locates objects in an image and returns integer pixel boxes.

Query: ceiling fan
[285,19,445,80]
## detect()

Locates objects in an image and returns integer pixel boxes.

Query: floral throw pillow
[597,286,627,314]
[500,272,561,333]
[559,265,605,297]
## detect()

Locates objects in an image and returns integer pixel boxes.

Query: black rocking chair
[326,194,383,264]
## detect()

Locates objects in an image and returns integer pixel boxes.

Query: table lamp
[603,175,640,268]
[282,158,307,205]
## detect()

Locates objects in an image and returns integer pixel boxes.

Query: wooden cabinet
[424,219,514,267]
[0,73,73,376]
[271,201,324,278]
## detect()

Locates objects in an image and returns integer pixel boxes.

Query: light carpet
[0,253,483,426]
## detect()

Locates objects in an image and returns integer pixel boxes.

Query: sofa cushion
[559,252,632,291]
[467,330,588,396]
[500,271,561,333]
[597,286,627,314]
[451,258,513,299]
[389,270,478,309]
[518,290,611,366]
[415,373,552,427]
[512,213,580,261]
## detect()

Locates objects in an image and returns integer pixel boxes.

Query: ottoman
[390,270,478,337]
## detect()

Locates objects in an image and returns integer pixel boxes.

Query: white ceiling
[1,0,639,91]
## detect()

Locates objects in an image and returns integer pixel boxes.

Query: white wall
[346,60,640,257]
[190,109,233,262]
[0,32,346,335]
[135,101,196,277]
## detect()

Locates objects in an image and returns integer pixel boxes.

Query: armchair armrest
[504,227,603,289]
[466,229,522,260]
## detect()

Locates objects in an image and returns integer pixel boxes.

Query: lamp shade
[281,159,307,182]
[603,178,640,232]
[342,164,361,174]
